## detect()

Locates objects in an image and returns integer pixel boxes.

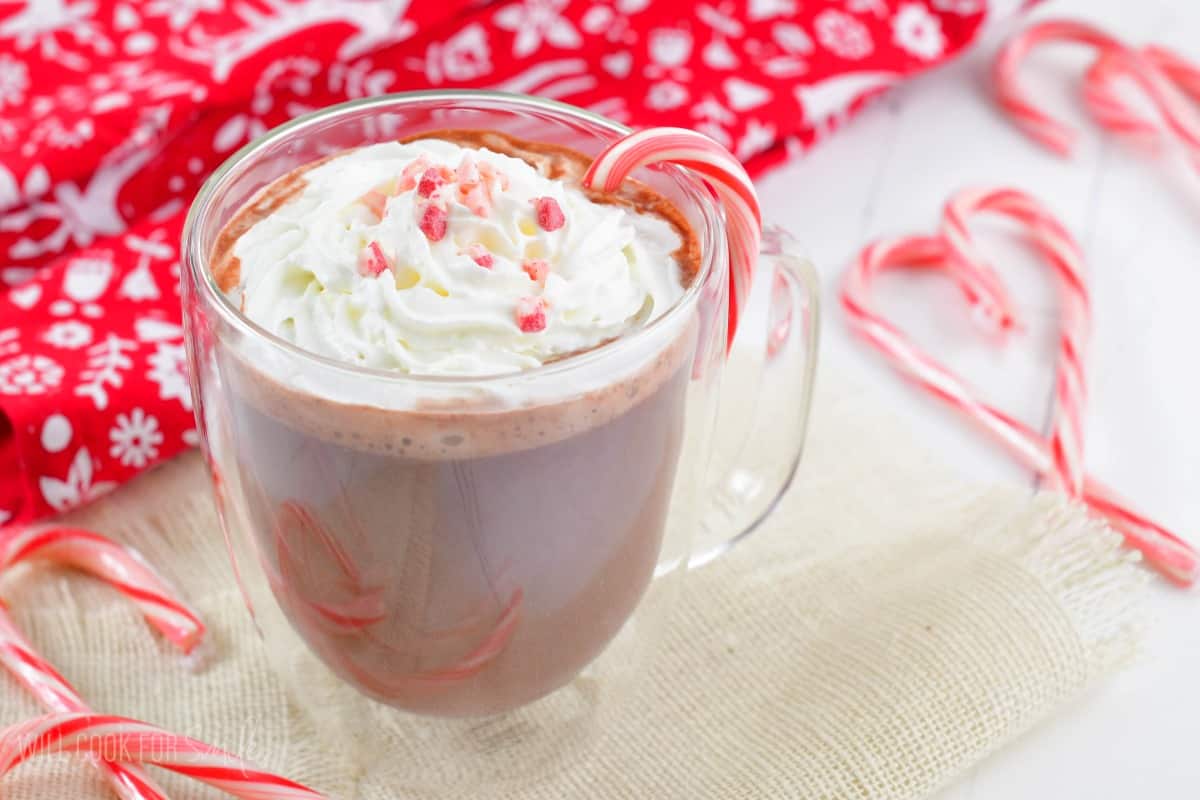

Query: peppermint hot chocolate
[210,130,702,715]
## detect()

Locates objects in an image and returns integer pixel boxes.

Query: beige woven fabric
[0,370,1145,799]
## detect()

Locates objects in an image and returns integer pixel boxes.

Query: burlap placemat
[0,369,1145,798]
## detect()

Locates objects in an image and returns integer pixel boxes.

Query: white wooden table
[757,0,1199,795]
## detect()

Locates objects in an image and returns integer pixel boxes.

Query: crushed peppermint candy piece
[456,155,480,186]
[533,197,565,231]
[359,241,391,277]
[515,296,548,333]
[398,156,431,192]
[479,161,510,191]
[461,182,492,217]
[521,258,548,284]
[417,167,445,198]
[466,243,494,268]
[455,155,493,217]
[360,189,389,221]
[418,205,448,242]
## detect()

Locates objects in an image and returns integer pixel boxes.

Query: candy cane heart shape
[0,713,328,800]
[941,187,1090,498]
[583,127,761,351]
[993,19,1169,157]
[1082,43,1200,168]
[841,211,1197,585]
[841,234,1054,474]
[0,526,205,654]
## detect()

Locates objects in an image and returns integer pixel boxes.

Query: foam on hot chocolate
[213,132,696,377]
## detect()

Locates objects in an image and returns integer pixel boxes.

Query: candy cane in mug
[582,127,761,351]
[0,713,327,800]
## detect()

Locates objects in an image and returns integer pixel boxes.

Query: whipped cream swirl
[229,139,687,376]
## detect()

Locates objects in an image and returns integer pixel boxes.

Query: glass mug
[182,91,818,790]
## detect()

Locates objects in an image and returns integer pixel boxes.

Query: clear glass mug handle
[691,226,821,567]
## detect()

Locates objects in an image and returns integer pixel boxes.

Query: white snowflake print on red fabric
[144,0,225,31]
[76,333,136,410]
[0,55,29,108]
[40,413,72,453]
[146,341,192,412]
[0,0,1019,525]
[814,10,874,60]
[892,3,946,60]
[646,80,689,111]
[406,24,493,85]
[109,407,163,468]
[41,320,93,349]
[932,0,985,14]
[38,446,116,512]
[494,0,582,58]
[847,0,890,17]
[0,354,63,395]
[0,328,18,357]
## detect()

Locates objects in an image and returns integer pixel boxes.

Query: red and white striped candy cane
[0,526,205,654]
[1083,44,1200,167]
[841,234,1055,473]
[0,525,210,799]
[841,209,1198,585]
[942,187,1090,497]
[0,604,170,800]
[0,713,327,800]
[582,127,761,351]
[1081,51,1164,150]
[993,19,1200,162]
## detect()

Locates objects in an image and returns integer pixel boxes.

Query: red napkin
[0,0,1008,525]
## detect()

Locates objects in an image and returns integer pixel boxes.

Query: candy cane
[0,713,326,800]
[841,198,1198,586]
[582,127,761,350]
[942,187,1090,497]
[0,525,210,799]
[0,603,170,800]
[0,526,205,654]
[1083,44,1200,167]
[993,19,1200,163]
[267,497,522,697]
[1081,52,1164,150]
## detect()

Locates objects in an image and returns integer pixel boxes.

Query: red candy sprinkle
[417,168,444,198]
[467,243,494,268]
[462,183,492,218]
[456,155,480,186]
[397,156,430,192]
[521,258,548,284]
[359,241,391,277]
[533,197,565,231]
[515,296,548,333]
[418,205,448,242]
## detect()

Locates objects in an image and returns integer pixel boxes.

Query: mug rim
[182,90,723,386]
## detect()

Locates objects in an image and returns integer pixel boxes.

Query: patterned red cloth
[0,0,1015,525]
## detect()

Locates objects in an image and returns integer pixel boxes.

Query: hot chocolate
[209,130,702,716]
